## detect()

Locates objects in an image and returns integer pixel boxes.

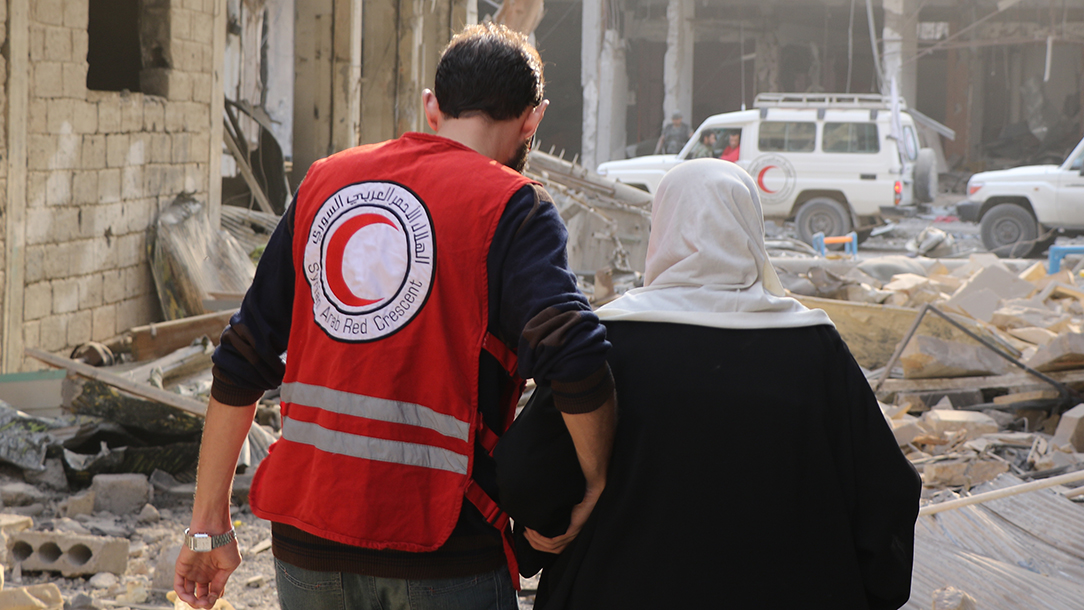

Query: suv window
[823,122,880,154]
[758,121,815,152]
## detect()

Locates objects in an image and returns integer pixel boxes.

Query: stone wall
[20,0,216,367]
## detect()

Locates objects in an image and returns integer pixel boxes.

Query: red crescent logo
[326,214,399,307]
[757,166,778,194]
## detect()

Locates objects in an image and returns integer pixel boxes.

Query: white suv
[597,93,938,243]
[957,136,1084,258]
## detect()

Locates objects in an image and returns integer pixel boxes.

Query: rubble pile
[785,252,1084,493]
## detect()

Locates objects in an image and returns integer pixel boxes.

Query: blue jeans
[275,558,519,610]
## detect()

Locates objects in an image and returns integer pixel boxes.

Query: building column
[3,0,28,372]
[208,0,227,229]
[662,0,692,122]
[596,29,628,165]
[331,0,363,153]
[581,0,602,169]
[882,0,917,105]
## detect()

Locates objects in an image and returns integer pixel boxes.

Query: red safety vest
[249,132,532,582]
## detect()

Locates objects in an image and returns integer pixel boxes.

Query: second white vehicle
[597,93,938,243]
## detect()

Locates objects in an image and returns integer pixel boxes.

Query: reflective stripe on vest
[281,418,470,474]
[281,382,470,442]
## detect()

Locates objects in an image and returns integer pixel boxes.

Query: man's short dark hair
[435,23,544,121]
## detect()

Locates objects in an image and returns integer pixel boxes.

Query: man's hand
[174,543,241,609]
[523,484,603,555]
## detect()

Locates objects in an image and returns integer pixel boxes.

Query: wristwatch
[183,527,236,552]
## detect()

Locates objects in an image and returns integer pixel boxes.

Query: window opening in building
[86,0,142,92]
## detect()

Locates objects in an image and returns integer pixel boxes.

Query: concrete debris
[137,503,160,524]
[0,484,46,508]
[900,336,1012,379]
[932,586,977,610]
[922,410,999,441]
[58,492,95,519]
[0,583,63,610]
[86,573,116,589]
[1052,404,1084,452]
[923,458,1010,487]
[90,475,153,516]
[166,590,237,610]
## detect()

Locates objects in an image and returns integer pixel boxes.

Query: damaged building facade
[0,0,1082,372]
[561,0,1084,171]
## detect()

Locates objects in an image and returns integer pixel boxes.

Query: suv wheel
[980,203,1047,258]
[914,149,938,203]
[796,197,853,244]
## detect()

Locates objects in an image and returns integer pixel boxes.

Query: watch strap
[184,527,237,552]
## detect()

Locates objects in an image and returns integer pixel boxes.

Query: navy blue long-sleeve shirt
[210,182,613,578]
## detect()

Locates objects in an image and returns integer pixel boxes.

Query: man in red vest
[175,23,616,610]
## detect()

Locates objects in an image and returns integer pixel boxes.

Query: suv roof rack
[753,92,908,110]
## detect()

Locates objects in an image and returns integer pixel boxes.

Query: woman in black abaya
[533,159,921,610]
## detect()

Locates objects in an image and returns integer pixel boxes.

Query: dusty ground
[1,195,1030,610]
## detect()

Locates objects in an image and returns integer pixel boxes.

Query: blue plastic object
[1047,245,1084,273]
[812,231,859,258]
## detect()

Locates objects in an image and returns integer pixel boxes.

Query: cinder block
[67,310,92,345]
[77,273,104,308]
[23,320,42,350]
[170,133,190,163]
[45,98,74,134]
[147,133,171,163]
[191,73,212,104]
[28,98,48,134]
[32,61,63,98]
[43,27,71,62]
[62,62,88,99]
[26,208,54,245]
[72,170,99,204]
[126,137,146,166]
[8,531,128,576]
[119,97,145,132]
[55,133,81,170]
[91,474,152,515]
[26,247,45,283]
[72,29,89,64]
[23,282,52,321]
[27,135,56,171]
[31,0,64,26]
[168,70,193,102]
[121,166,144,199]
[105,133,129,168]
[191,11,214,45]
[144,99,166,131]
[102,270,124,304]
[82,135,107,172]
[164,103,185,133]
[40,314,70,351]
[91,304,117,341]
[29,23,45,62]
[63,0,89,28]
[46,171,73,205]
[184,162,206,193]
[98,168,121,203]
[73,102,98,135]
[183,102,208,131]
[98,100,120,133]
[51,277,78,314]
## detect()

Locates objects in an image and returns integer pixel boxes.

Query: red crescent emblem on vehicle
[757,166,778,194]
[325,214,399,307]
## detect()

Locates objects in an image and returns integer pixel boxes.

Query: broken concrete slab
[1006,326,1059,346]
[897,390,984,413]
[90,474,153,515]
[0,513,33,536]
[152,544,183,590]
[889,416,925,446]
[922,410,999,440]
[1024,333,1084,372]
[0,483,46,508]
[944,287,1001,322]
[923,458,1009,487]
[22,458,68,492]
[954,264,1036,301]
[1052,404,1084,452]
[7,531,128,577]
[991,303,1068,331]
[137,504,160,524]
[0,583,63,610]
[900,336,1013,379]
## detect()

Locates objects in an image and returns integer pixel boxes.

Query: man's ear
[422,89,442,132]
[520,99,549,140]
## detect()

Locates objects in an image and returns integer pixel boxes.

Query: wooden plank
[993,389,1061,405]
[129,310,235,361]
[222,122,275,214]
[795,295,977,370]
[877,369,1084,394]
[26,348,207,417]
[3,0,29,373]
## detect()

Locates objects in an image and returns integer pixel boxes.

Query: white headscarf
[598,159,833,329]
